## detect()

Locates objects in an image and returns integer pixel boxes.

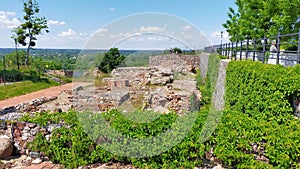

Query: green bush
[202,54,221,105]
[226,60,300,117]
[210,60,300,168]
[25,110,209,169]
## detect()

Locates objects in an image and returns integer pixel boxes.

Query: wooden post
[3,55,5,71]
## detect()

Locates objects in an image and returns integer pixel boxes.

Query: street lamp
[221,31,224,55]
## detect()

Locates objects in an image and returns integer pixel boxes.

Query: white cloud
[58,29,77,37]
[139,26,166,33]
[0,11,20,29]
[110,8,116,12]
[87,25,210,50]
[95,28,108,35]
[182,25,192,32]
[38,29,90,48]
[48,20,65,26]
[57,28,89,42]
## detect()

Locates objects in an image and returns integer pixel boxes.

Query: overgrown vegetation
[210,60,300,168]
[18,55,300,168]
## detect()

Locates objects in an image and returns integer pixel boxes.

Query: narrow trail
[0,82,90,109]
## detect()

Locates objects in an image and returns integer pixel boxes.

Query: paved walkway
[0,82,91,109]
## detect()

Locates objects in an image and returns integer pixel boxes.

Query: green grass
[0,78,59,100]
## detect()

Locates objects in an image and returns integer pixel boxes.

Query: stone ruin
[0,54,202,117]
[71,54,202,115]
[149,54,200,73]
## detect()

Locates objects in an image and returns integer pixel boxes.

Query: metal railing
[205,29,300,66]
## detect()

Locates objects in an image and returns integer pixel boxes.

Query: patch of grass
[0,78,59,100]
[94,73,111,87]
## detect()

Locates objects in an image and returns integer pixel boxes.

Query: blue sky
[0,0,235,49]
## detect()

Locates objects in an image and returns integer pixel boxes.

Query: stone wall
[212,60,230,111]
[0,121,65,156]
[149,54,200,71]
[46,70,73,77]
[0,97,58,120]
[104,79,130,89]
[111,67,174,86]
[199,53,209,79]
[111,67,151,80]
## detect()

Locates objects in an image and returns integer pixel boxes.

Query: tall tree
[11,29,21,70]
[223,0,300,41]
[16,0,49,66]
[99,48,125,73]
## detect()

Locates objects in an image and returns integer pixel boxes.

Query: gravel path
[0,82,90,109]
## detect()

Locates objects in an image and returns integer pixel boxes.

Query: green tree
[16,0,49,66]
[5,50,27,68]
[99,48,125,73]
[11,29,21,70]
[33,58,45,78]
[173,47,182,54]
[223,0,300,41]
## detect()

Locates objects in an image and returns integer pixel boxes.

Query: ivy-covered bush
[211,60,300,168]
[198,53,221,105]
[226,60,300,117]
[24,110,209,169]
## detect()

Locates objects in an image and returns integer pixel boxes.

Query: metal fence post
[276,32,281,64]
[298,28,300,64]
[246,38,249,59]
[225,43,228,57]
[240,41,243,60]
[231,42,234,60]
[235,41,238,60]
[227,43,230,59]
[262,36,266,63]
[253,39,256,61]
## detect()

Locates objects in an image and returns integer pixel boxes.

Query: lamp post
[221,31,224,55]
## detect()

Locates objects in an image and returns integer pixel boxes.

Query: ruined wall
[0,97,58,120]
[111,67,174,86]
[149,54,200,70]
[0,121,65,156]
[212,60,230,111]
[199,53,209,79]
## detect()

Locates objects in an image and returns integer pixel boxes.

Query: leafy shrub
[226,60,300,117]
[210,60,300,168]
[200,54,221,105]
[25,110,209,168]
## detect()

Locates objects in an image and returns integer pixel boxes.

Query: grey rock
[32,158,43,164]
[30,151,40,159]
[0,137,13,159]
